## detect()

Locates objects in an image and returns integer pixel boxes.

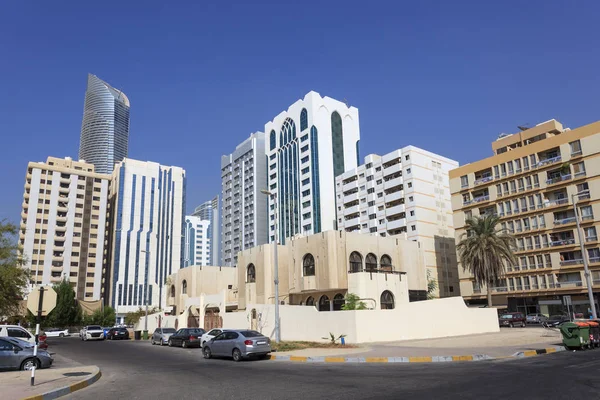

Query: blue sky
[1,1,599,222]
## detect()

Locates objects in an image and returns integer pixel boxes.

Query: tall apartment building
[192,196,220,266]
[183,215,211,267]
[79,74,130,174]
[450,119,600,316]
[265,91,360,244]
[336,146,460,298]
[19,157,110,301]
[220,133,267,266]
[106,158,186,318]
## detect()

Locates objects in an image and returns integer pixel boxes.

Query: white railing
[550,238,575,246]
[537,155,562,167]
[559,259,583,266]
[474,176,494,185]
[546,174,572,185]
[554,217,576,225]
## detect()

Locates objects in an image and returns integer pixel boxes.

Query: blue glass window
[270,130,276,151]
[301,134,309,142]
[300,108,308,132]
[331,111,344,177]
[310,126,321,233]
[277,118,299,244]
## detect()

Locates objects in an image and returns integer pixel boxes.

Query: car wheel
[182,340,188,349]
[168,339,173,347]
[160,339,164,346]
[59,333,64,338]
[203,347,212,359]
[21,358,40,371]
[232,348,242,362]
[151,338,155,345]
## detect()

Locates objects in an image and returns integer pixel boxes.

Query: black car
[107,327,130,340]
[545,315,571,327]
[168,328,205,348]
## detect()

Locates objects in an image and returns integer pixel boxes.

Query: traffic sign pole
[31,286,44,386]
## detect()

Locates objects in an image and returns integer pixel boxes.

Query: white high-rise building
[220,133,267,266]
[183,215,211,267]
[265,91,360,244]
[19,157,111,301]
[335,146,460,298]
[107,158,186,317]
[192,196,220,266]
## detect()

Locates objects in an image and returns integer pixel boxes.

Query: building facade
[450,119,600,316]
[192,196,220,266]
[79,74,130,174]
[336,146,460,298]
[264,92,360,244]
[183,215,211,267]
[220,133,267,266]
[19,157,110,301]
[106,158,186,317]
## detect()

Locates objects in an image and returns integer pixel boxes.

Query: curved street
[45,337,600,399]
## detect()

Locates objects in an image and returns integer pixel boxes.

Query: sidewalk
[3,366,101,400]
[273,327,564,361]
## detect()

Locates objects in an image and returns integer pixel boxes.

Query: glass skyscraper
[192,196,221,266]
[79,74,130,174]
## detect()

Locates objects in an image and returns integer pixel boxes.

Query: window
[365,253,377,271]
[406,168,411,174]
[269,130,276,150]
[7,328,31,339]
[407,182,412,188]
[318,295,330,312]
[460,175,468,188]
[573,162,586,177]
[368,201,375,206]
[333,293,345,311]
[246,264,256,283]
[303,254,315,276]
[300,108,308,131]
[411,225,416,231]
[570,140,582,156]
[409,196,413,202]
[380,290,395,310]
[301,134,308,142]
[170,285,175,297]
[349,252,362,273]
[301,156,309,164]
[380,255,392,271]
[331,111,345,177]
[301,145,309,153]
[410,210,415,217]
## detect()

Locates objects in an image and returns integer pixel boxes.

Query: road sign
[563,295,572,306]
[27,286,57,316]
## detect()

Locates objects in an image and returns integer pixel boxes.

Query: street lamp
[572,192,598,319]
[261,189,281,343]
[140,250,150,339]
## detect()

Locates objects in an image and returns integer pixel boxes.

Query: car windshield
[88,326,102,330]
[501,315,513,319]
[240,330,264,338]
[189,329,204,334]
[162,328,176,333]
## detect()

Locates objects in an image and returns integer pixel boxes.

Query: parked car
[545,315,571,327]
[0,337,53,371]
[107,327,130,340]
[202,330,271,361]
[102,327,113,337]
[201,328,229,347]
[44,328,70,338]
[151,327,177,346]
[168,328,205,348]
[79,325,105,341]
[0,325,47,349]
[526,314,549,324]
[498,312,526,328]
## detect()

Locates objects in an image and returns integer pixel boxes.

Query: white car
[200,328,229,347]
[79,325,105,341]
[0,325,38,346]
[45,328,70,338]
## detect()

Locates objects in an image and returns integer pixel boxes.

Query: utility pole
[261,189,281,343]
[141,250,150,339]
[573,193,598,319]
[31,286,44,386]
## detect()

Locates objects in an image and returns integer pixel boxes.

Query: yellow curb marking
[523,350,537,357]
[452,355,474,361]
[70,380,89,392]
[409,356,433,363]
[289,356,307,362]
[324,357,346,363]
[546,348,556,354]
[365,357,389,363]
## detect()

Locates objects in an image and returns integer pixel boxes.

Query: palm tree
[457,215,516,307]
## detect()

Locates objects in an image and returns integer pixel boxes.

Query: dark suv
[498,312,526,328]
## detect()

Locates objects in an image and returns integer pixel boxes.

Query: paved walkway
[3,365,100,400]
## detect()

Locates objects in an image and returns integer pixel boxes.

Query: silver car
[151,327,177,346]
[0,337,53,371]
[202,330,271,361]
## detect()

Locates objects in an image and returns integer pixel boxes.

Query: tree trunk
[487,280,493,307]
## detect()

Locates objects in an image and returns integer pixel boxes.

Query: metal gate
[204,309,222,331]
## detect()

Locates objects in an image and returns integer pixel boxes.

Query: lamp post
[141,250,150,339]
[572,192,598,319]
[261,189,280,343]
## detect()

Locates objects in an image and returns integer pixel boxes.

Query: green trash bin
[560,322,591,350]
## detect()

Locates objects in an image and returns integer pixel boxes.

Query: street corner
[20,366,101,400]
[511,345,567,359]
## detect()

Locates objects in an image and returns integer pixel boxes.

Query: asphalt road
[47,337,600,400]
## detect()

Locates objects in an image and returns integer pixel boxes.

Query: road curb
[268,346,567,363]
[22,366,101,400]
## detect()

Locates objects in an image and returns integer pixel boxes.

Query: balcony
[387,219,406,231]
[491,287,508,293]
[385,191,403,203]
[345,193,359,203]
[474,176,494,186]
[537,155,562,168]
[554,216,576,226]
[550,238,576,247]
[559,259,583,266]
[386,204,405,217]
[466,194,490,206]
[59,186,69,194]
[383,176,403,190]
[56,215,67,223]
[344,205,360,215]
[546,174,572,185]
[574,170,587,178]
[345,217,360,228]
[343,180,358,192]
[55,225,67,232]
[590,257,600,263]
[586,236,598,243]
[54,246,65,252]
[383,163,402,177]
[556,281,583,288]
[547,198,569,208]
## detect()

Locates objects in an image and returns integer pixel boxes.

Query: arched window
[381,255,393,272]
[381,290,395,310]
[247,264,256,283]
[182,280,187,295]
[366,253,377,272]
[300,108,308,132]
[333,293,345,311]
[170,285,175,297]
[318,295,330,312]
[305,296,315,306]
[269,129,276,151]
[303,253,315,276]
[278,117,299,244]
[349,251,362,273]
[331,111,345,177]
